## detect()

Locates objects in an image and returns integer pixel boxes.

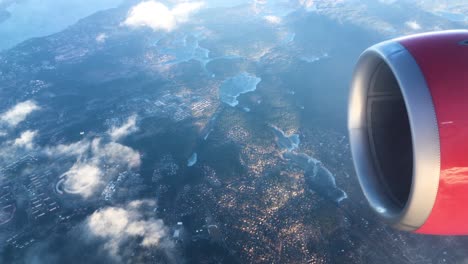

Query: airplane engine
[348,30,468,234]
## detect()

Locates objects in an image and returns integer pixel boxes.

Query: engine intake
[348,30,468,234]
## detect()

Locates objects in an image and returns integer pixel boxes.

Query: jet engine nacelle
[348,30,468,235]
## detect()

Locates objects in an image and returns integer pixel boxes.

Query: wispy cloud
[0,129,39,169]
[108,114,138,141]
[93,140,141,168]
[123,1,204,31]
[0,100,40,127]
[46,139,90,157]
[379,0,397,4]
[299,0,316,10]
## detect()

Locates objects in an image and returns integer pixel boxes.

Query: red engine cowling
[348,30,468,235]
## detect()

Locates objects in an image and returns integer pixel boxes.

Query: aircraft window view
[0,0,467,263]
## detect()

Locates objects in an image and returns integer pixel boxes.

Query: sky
[1,0,466,51]
[0,0,124,51]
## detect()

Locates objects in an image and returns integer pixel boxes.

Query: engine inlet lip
[348,40,441,231]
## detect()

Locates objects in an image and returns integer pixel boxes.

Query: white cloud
[13,130,37,149]
[0,100,40,127]
[0,130,38,168]
[171,1,204,23]
[299,0,314,9]
[264,15,282,24]
[96,33,108,43]
[45,139,90,157]
[123,1,204,31]
[108,114,138,141]
[86,200,170,257]
[49,137,141,198]
[48,138,141,168]
[405,20,422,30]
[93,140,141,168]
[61,162,103,198]
[128,199,156,209]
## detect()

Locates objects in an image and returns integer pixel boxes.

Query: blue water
[157,35,210,67]
[219,72,261,107]
[273,126,347,203]
[283,151,348,203]
[187,152,198,167]
[271,126,300,151]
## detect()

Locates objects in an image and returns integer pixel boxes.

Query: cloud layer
[123,1,204,31]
